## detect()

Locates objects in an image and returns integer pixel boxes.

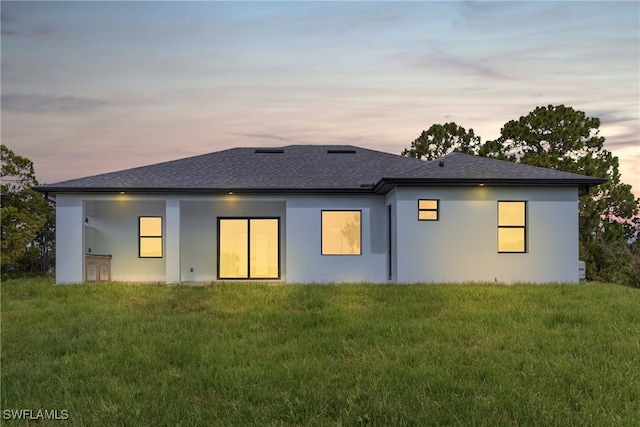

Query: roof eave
[373,177,608,194]
[34,176,608,196]
[33,186,376,196]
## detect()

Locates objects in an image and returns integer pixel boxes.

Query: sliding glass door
[218,218,279,279]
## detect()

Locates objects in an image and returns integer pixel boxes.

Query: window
[218,218,279,279]
[498,201,526,253]
[139,217,163,258]
[418,199,439,221]
[322,211,361,255]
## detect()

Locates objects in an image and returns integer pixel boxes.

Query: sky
[2,1,639,195]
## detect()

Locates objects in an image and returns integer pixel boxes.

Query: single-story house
[35,145,606,284]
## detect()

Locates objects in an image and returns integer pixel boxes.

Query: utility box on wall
[86,254,112,282]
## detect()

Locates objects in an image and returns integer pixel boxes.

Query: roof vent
[327,149,356,154]
[439,160,445,167]
[255,148,284,154]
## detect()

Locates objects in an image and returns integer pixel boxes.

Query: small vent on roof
[327,149,356,154]
[255,148,284,154]
[439,160,445,167]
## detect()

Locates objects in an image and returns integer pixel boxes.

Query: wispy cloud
[605,137,640,150]
[0,1,636,194]
[1,27,57,37]
[590,109,639,127]
[228,132,302,144]
[1,94,107,113]
[0,8,57,38]
[430,49,514,81]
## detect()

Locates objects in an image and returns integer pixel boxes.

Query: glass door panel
[218,218,279,279]
[219,219,248,278]
[249,219,279,278]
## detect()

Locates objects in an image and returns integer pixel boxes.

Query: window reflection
[219,219,249,278]
[418,199,439,221]
[322,211,361,255]
[418,200,438,210]
[498,202,526,253]
[140,217,162,236]
[498,202,525,226]
[219,218,278,279]
[139,217,163,257]
[250,219,278,278]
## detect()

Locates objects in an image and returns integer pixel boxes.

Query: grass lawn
[1,278,639,426]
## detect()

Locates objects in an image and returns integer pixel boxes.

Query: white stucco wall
[391,186,580,283]
[85,196,167,282]
[55,195,84,283]
[285,195,388,283]
[180,197,286,282]
[55,186,580,284]
[180,195,387,283]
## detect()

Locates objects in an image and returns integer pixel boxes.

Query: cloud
[1,27,57,37]
[1,94,107,113]
[433,50,513,81]
[605,137,640,150]
[228,132,301,144]
[590,109,639,127]
[1,10,57,38]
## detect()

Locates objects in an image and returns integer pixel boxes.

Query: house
[35,145,606,284]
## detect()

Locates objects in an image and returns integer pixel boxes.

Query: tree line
[402,105,639,286]
[1,105,638,285]
[1,144,55,277]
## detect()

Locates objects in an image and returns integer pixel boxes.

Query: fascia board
[32,186,377,196]
[373,177,608,194]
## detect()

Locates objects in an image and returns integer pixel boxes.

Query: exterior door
[218,218,279,279]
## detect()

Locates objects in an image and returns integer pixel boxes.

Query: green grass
[2,279,639,426]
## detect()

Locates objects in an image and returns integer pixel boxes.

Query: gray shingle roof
[374,151,607,191]
[35,145,607,194]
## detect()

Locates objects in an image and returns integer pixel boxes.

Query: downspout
[43,192,56,205]
[578,185,590,198]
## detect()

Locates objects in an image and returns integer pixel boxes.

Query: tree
[480,105,639,285]
[402,122,481,160]
[1,145,54,274]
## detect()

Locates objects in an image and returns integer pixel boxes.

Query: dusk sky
[2,1,639,194]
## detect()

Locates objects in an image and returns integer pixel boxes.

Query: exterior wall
[385,189,398,282]
[85,196,166,282]
[285,195,387,283]
[166,199,181,283]
[180,197,286,282]
[62,194,287,284]
[55,186,579,284]
[179,200,216,282]
[55,195,84,283]
[392,186,580,283]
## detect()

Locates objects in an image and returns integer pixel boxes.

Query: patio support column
[165,198,181,283]
[55,196,85,284]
